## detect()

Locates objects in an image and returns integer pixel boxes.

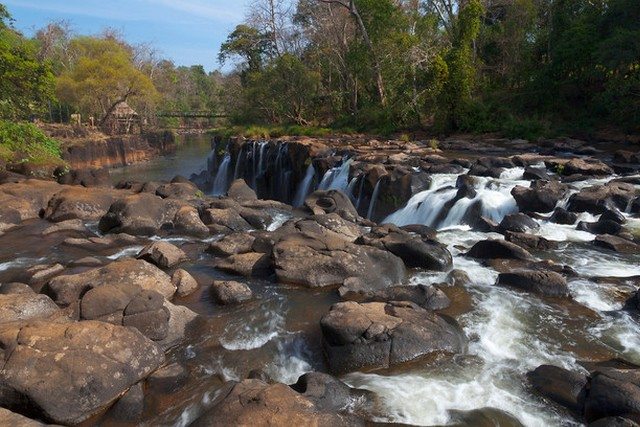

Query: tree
[56,36,157,124]
[219,25,272,76]
[0,8,55,120]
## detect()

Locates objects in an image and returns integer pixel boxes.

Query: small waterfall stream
[293,164,316,207]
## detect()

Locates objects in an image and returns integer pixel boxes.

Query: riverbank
[0,134,639,426]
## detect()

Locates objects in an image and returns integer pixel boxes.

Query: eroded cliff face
[62,131,176,169]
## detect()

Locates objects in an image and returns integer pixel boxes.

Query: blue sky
[4,0,250,71]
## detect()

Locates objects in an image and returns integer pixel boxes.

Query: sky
[4,0,250,71]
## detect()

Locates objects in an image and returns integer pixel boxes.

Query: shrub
[0,120,63,165]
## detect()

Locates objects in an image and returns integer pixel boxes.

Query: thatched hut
[102,101,141,135]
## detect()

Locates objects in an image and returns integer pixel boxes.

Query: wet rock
[499,213,541,233]
[468,164,504,178]
[568,182,637,214]
[24,263,65,289]
[147,363,188,392]
[563,158,614,176]
[122,290,171,341]
[227,178,258,202]
[466,239,535,261]
[0,282,34,295]
[578,219,623,235]
[505,231,558,250]
[400,224,437,240]
[107,382,144,422]
[304,190,359,221]
[41,218,87,235]
[447,407,526,427]
[201,208,253,234]
[589,417,640,427]
[215,252,273,278]
[511,181,568,213]
[321,301,466,374]
[0,320,164,425]
[0,408,49,426]
[99,193,185,236]
[528,365,587,414]
[613,150,640,164]
[160,300,198,350]
[0,293,60,323]
[44,186,124,222]
[594,235,640,253]
[210,280,253,305]
[339,281,450,311]
[497,270,569,297]
[155,181,199,199]
[173,205,209,237]
[447,269,472,287]
[273,230,405,289]
[357,224,453,271]
[172,269,198,297]
[57,167,111,188]
[523,167,551,181]
[584,371,640,423]
[290,372,376,413]
[191,379,358,427]
[44,259,176,307]
[137,241,188,269]
[0,180,67,223]
[207,232,256,257]
[550,208,578,225]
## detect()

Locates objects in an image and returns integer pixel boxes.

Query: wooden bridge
[155,111,229,118]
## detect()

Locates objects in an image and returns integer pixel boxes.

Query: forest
[1,0,639,139]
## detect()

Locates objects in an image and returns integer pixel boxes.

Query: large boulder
[339,281,450,311]
[215,252,273,278]
[568,183,637,214]
[550,207,578,225]
[497,270,570,297]
[207,232,256,257]
[0,408,50,427]
[528,365,587,414]
[563,158,614,176]
[137,241,188,268]
[99,193,188,236]
[0,293,60,324]
[172,269,199,297]
[273,231,405,289]
[320,301,466,374]
[594,235,640,253]
[584,370,640,423]
[227,179,258,202]
[191,379,359,427]
[512,181,568,213]
[0,321,164,425]
[304,190,359,221]
[466,239,535,261]
[210,280,253,305]
[44,258,176,307]
[505,231,558,251]
[498,213,540,234]
[357,224,453,271]
[43,187,124,222]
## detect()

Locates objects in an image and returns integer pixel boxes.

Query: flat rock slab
[0,320,164,425]
[0,293,61,324]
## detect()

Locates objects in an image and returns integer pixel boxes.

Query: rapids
[1,136,638,426]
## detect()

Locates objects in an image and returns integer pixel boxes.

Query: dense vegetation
[0,0,638,142]
[221,0,640,136]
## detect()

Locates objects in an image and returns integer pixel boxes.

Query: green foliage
[0,120,63,165]
[56,37,157,122]
[219,25,272,75]
[0,10,55,120]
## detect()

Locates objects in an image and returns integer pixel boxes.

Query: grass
[208,124,356,140]
[0,120,66,168]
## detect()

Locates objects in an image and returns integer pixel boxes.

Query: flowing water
[3,138,639,426]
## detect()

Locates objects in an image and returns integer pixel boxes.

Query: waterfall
[318,158,352,192]
[212,154,231,196]
[346,176,359,203]
[355,177,366,211]
[293,164,316,207]
[384,172,522,229]
[367,179,383,220]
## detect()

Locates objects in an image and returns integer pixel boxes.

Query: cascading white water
[211,154,231,196]
[318,159,352,192]
[385,170,527,229]
[293,164,316,207]
[367,179,383,220]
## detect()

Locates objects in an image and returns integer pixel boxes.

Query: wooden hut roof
[110,101,138,118]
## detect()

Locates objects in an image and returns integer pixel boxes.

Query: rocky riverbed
[0,135,639,426]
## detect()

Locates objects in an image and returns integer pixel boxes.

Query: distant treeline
[220,0,640,137]
[1,1,638,138]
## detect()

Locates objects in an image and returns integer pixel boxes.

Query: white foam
[106,246,145,260]
[568,279,623,312]
[219,308,284,351]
